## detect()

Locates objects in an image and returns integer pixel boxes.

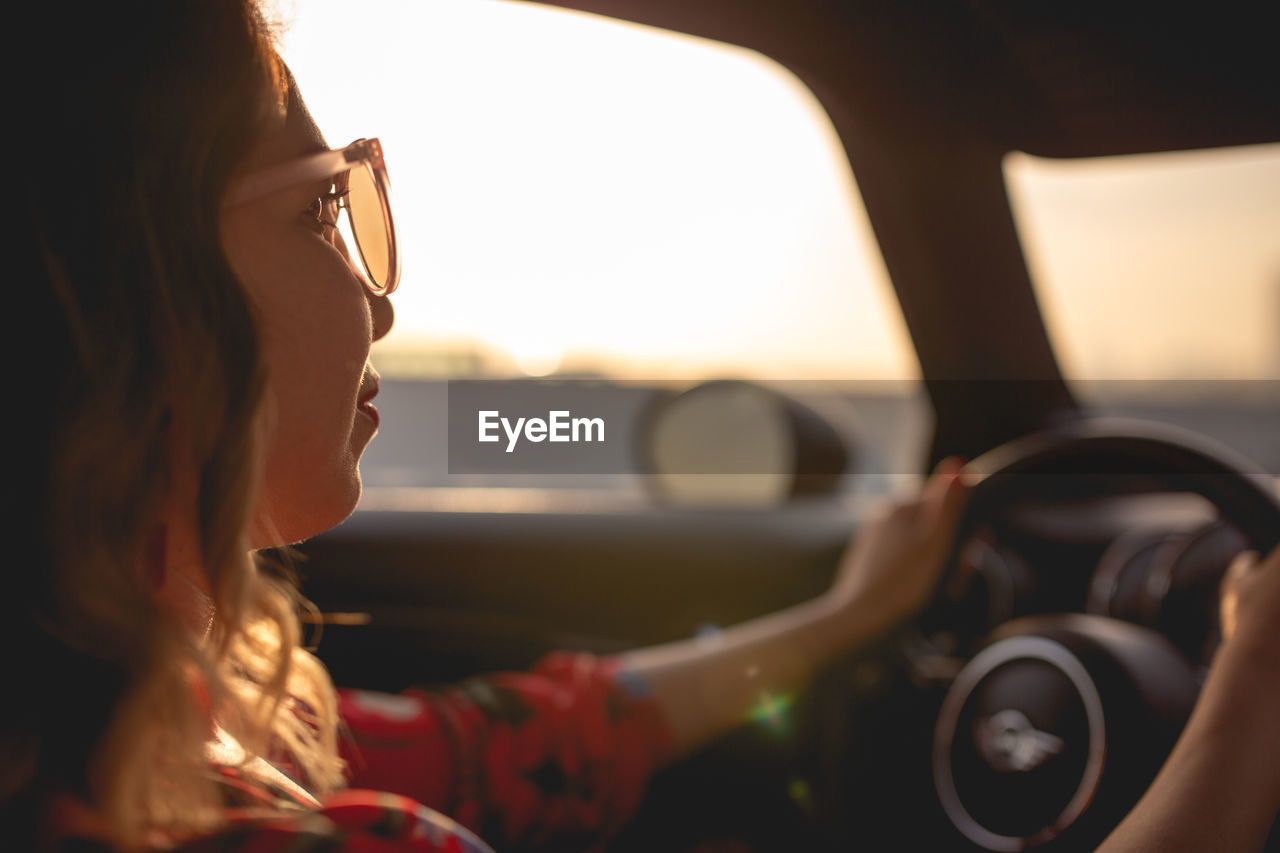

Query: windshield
[1005,144,1280,473]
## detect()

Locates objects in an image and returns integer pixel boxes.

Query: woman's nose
[366,286,394,342]
[336,229,395,340]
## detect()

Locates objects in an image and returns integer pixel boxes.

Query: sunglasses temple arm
[224,148,353,207]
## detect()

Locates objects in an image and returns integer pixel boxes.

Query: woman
[17,2,1277,851]
[6,2,968,851]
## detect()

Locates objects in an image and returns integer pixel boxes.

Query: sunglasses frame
[224,137,400,295]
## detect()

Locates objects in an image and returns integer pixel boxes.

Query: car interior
[289,2,1279,850]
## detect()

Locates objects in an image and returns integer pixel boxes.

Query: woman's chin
[248,472,362,549]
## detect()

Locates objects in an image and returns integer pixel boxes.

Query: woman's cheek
[222,212,373,543]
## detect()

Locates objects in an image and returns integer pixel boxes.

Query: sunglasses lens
[347,161,393,292]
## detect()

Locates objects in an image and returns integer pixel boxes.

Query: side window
[282,0,925,502]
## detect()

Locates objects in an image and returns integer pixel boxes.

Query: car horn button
[934,635,1105,851]
[932,615,1200,851]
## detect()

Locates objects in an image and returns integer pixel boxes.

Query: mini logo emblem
[973,709,1065,773]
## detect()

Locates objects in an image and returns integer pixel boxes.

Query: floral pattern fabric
[141,652,670,853]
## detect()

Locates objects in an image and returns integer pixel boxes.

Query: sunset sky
[278,0,1280,382]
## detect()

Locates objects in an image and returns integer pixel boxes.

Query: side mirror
[638,380,850,507]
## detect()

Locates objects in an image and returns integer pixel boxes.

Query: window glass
[1005,145,1280,473]
[279,0,926,500]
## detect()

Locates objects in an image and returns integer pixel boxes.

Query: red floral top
[60,652,672,853]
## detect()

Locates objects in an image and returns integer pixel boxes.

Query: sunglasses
[224,137,400,296]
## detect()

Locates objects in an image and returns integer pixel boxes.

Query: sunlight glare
[277,0,916,380]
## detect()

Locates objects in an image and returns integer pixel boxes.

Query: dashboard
[940,492,1240,669]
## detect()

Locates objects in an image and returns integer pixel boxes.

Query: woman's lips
[357,372,380,429]
[357,399,380,430]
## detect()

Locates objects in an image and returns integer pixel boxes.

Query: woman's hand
[1098,543,1280,852]
[823,457,970,640]
[1220,544,1280,665]
[621,458,971,760]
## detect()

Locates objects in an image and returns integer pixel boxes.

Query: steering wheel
[814,417,1280,852]
[949,417,1280,555]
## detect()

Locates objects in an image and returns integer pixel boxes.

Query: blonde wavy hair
[5,0,344,848]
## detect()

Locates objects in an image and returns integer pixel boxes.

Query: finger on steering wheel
[1220,545,1280,646]
[922,456,969,530]
[1220,550,1258,641]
